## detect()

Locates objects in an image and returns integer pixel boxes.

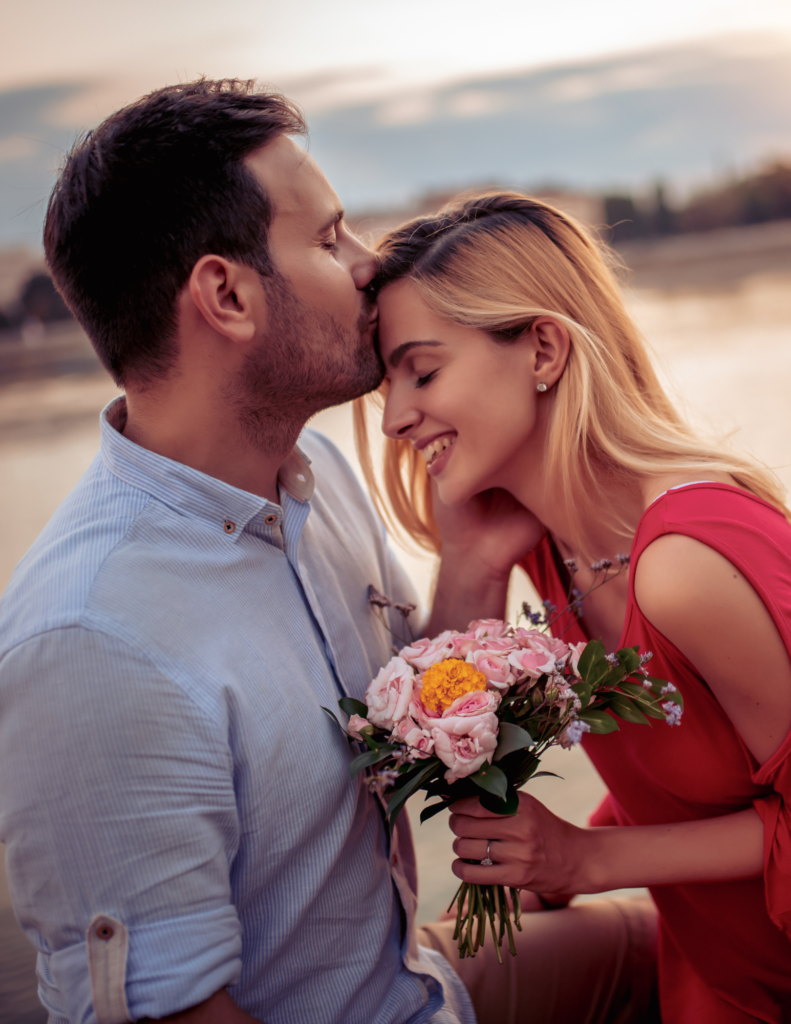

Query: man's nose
[349,234,377,292]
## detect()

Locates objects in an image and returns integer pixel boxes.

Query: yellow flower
[420,659,488,714]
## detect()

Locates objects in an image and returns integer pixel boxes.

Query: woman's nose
[382,390,421,441]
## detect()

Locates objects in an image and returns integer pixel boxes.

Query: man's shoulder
[300,427,381,525]
[0,454,152,651]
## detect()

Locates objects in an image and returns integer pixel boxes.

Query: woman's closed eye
[416,370,437,389]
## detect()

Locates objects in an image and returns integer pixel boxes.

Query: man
[0,80,655,1023]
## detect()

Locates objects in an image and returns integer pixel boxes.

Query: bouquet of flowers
[324,570,682,962]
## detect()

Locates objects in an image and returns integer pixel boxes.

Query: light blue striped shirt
[0,398,475,1024]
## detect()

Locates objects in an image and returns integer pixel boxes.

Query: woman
[355,192,791,1022]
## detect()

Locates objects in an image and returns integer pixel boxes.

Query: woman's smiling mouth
[417,432,457,472]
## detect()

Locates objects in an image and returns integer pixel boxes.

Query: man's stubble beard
[228,273,384,455]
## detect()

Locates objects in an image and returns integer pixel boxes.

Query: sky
[2,0,791,248]
[5,0,791,112]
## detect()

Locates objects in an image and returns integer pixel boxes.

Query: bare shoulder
[635,533,791,763]
[634,533,747,635]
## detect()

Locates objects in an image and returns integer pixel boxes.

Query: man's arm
[0,628,242,1023]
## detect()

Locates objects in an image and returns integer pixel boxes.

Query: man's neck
[121,385,304,504]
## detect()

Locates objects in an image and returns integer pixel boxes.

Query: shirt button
[96,924,114,941]
[264,514,278,526]
[223,520,236,534]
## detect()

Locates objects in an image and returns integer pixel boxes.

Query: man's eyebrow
[388,340,443,369]
[318,209,344,234]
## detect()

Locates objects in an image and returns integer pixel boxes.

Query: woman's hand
[425,486,545,635]
[449,791,592,894]
[432,485,545,580]
[450,791,764,893]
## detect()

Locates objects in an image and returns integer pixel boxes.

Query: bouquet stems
[450,882,523,962]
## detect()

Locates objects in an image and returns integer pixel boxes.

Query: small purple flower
[590,560,603,572]
[642,678,653,689]
[640,651,654,665]
[542,599,557,613]
[661,700,683,727]
[368,585,393,608]
[394,602,417,617]
[563,558,579,574]
[661,682,676,695]
[599,558,613,570]
[565,718,592,745]
[615,552,630,566]
[605,653,619,666]
[530,612,543,625]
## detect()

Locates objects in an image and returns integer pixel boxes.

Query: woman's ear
[528,316,571,388]
[187,255,263,345]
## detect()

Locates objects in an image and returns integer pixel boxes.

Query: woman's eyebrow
[388,340,443,369]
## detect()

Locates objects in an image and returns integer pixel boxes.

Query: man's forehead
[245,136,339,221]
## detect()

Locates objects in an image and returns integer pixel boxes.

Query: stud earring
[536,381,548,392]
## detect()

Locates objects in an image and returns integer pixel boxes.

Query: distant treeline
[0,273,72,334]
[605,161,791,243]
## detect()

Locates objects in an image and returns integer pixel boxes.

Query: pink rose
[430,712,499,783]
[365,656,415,729]
[347,714,372,741]
[509,632,571,681]
[448,631,483,659]
[443,689,501,717]
[400,631,456,671]
[391,715,435,757]
[466,648,516,690]
[467,619,511,639]
[568,641,587,677]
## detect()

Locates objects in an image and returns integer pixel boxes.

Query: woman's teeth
[420,435,456,464]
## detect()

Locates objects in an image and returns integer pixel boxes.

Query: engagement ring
[480,841,494,866]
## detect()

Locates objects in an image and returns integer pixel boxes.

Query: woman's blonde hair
[353,190,789,554]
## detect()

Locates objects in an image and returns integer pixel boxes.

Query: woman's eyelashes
[415,370,437,389]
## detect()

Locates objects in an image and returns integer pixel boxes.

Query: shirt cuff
[47,905,242,1023]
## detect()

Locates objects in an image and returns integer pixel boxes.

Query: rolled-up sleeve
[0,626,242,1022]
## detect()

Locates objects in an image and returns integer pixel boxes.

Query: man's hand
[425,486,544,635]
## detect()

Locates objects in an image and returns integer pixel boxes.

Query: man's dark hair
[44,79,307,385]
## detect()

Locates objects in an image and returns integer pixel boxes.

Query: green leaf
[576,639,605,681]
[619,681,648,698]
[349,746,396,777]
[480,786,519,815]
[419,800,450,824]
[493,722,535,762]
[470,762,508,799]
[638,699,667,720]
[577,709,620,734]
[386,759,441,825]
[616,647,641,674]
[321,706,343,730]
[607,694,651,726]
[339,696,369,718]
[570,680,593,710]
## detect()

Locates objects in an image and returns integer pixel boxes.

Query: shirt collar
[100,396,315,542]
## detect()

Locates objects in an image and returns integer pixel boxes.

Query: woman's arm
[449,793,763,893]
[451,532,789,892]
[636,532,791,765]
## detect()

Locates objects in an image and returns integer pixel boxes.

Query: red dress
[521,483,791,1023]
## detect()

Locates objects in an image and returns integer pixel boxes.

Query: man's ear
[187,255,263,345]
[529,316,571,387]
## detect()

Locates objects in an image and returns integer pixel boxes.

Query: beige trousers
[418,897,660,1024]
